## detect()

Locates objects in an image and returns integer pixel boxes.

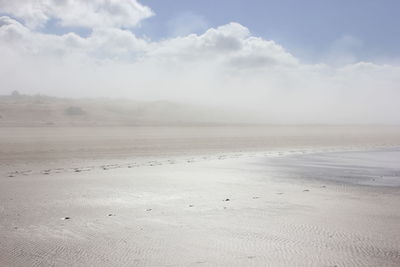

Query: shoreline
[3,144,399,179]
[1,126,400,266]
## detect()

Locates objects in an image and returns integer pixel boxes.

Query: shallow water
[265,147,400,187]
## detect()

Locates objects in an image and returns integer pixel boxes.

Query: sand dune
[0,93,259,126]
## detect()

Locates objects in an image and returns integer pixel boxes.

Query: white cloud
[0,16,149,61]
[147,22,298,70]
[0,0,153,29]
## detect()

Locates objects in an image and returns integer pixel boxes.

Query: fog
[1,1,400,124]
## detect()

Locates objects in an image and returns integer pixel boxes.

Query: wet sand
[1,126,400,266]
[2,125,400,176]
[266,148,400,187]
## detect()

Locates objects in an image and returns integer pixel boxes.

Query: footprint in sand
[61,217,71,220]
[303,189,310,192]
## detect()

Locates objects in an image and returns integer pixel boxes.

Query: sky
[141,0,400,63]
[0,0,399,124]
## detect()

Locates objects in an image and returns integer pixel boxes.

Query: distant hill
[0,93,260,126]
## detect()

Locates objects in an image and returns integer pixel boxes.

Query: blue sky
[139,0,400,63]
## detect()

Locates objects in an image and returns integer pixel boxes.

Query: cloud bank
[0,0,153,29]
[0,1,399,124]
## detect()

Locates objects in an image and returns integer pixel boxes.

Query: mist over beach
[1,1,400,266]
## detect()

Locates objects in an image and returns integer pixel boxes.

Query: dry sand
[1,125,400,266]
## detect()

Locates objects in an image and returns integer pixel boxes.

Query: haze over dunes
[0,92,265,126]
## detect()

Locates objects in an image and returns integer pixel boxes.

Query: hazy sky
[0,0,399,124]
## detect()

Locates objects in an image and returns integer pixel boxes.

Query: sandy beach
[2,0,400,265]
[1,126,400,266]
